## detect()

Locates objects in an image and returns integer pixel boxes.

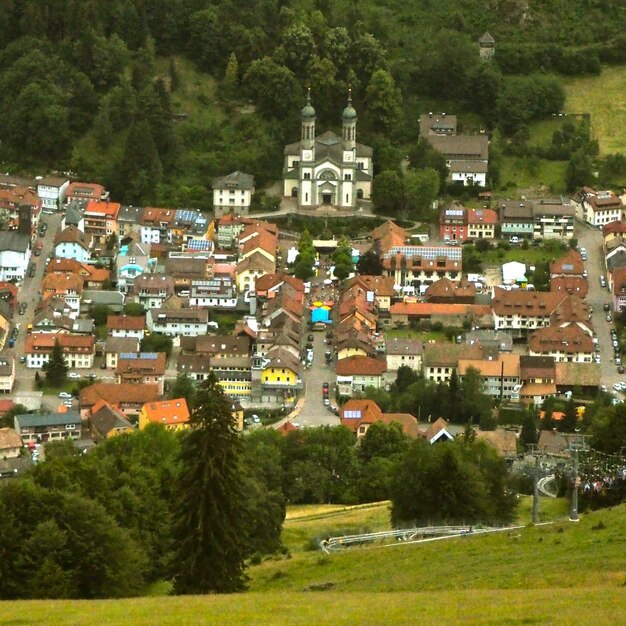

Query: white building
[147,309,210,337]
[449,161,488,187]
[0,354,15,393]
[212,172,255,218]
[37,176,69,212]
[580,189,623,227]
[0,232,30,281]
[189,278,238,309]
[24,334,95,369]
[53,226,92,262]
[283,91,373,209]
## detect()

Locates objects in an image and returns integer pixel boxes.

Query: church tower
[342,89,357,151]
[300,88,316,150]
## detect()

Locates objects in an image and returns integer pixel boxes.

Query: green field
[498,155,567,195]
[2,500,624,625]
[564,66,626,155]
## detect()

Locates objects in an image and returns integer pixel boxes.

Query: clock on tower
[343,151,353,162]
[302,149,313,162]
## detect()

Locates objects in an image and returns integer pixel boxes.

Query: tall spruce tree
[171,373,249,594]
[43,338,68,387]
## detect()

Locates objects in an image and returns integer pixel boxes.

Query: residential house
[37,176,69,211]
[117,205,144,238]
[41,273,83,315]
[440,204,468,242]
[47,258,110,290]
[106,315,146,340]
[537,429,569,456]
[260,346,302,403]
[499,200,534,241]
[426,134,489,187]
[165,255,210,291]
[601,220,626,246]
[24,333,95,369]
[519,356,556,406]
[549,249,588,297]
[423,342,484,383]
[335,355,387,395]
[0,232,31,281]
[64,181,108,206]
[140,207,176,245]
[458,354,521,401]
[79,383,159,418]
[117,241,152,294]
[255,272,305,304]
[0,185,41,232]
[389,302,493,330]
[465,330,513,353]
[147,308,209,337]
[139,398,190,431]
[532,198,574,239]
[0,427,22,458]
[610,266,626,312]
[83,200,121,244]
[424,277,476,304]
[61,202,84,231]
[491,288,568,336]
[382,247,463,290]
[132,274,175,309]
[344,275,396,312]
[104,336,140,369]
[384,337,424,373]
[419,112,458,137]
[336,329,377,361]
[189,277,238,309]
[528,323,594,363]
[192,335,251,359]
[14,411,81,444]
[89,402,134,442]
[236,252,276,293]
[115,352,167,394]
[210,356,253,399]
[212,171,255,217]
[577,188,623,227]
[171,209,210,247]
[0,354,15,393]
[340,399,420,439]
[53,226,92,262]
[176,354,211,381]
[467,207,498,239]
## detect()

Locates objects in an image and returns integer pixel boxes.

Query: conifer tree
[43,339,68,387]
[171,373,249,594]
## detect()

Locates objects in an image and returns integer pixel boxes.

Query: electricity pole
[565,434,589,522]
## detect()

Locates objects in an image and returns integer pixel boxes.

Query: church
[283,91,373,209]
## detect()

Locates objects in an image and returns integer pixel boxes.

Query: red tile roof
[80,383,160,408]
[467,207,498,225]
[106,315,146,331]
[549,249,584,276]
[528,324,594,355]
[25,333,94,353]
[141,398,189,425]
[84,200,120,219]
[549,275,588,298]
[335,356,387,376]
[602,220,626,237]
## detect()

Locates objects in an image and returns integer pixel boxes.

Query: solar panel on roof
[139,353,158,359]
[563,264,573,270]
[187,239,212,251]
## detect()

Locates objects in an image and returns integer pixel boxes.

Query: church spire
[301,88,316,149]
[342,87,357,148]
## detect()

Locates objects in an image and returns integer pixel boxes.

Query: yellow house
[231,401,244,431]
[261,347,300,387]
[139,398,190,431]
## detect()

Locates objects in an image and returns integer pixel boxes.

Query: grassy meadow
[564,66,626,155]
[1,499,624,625]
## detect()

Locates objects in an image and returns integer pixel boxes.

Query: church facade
[283,92,373,209]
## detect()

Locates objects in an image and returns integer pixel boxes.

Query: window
[344,173,351,181]
[303,172,311,180]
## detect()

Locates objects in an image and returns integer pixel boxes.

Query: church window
[344,173,352,181]
[357,162,364,170]
[346,194,349,203]
[303,172,311,180]
[319,170,337,180]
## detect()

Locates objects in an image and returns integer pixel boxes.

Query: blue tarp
[311,308,330,323]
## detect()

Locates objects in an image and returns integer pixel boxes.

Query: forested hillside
[0,0,624,207]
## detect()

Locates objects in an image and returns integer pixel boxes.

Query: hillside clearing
[564,66,626,155]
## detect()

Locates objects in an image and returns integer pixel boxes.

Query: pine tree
[223,53,239,100]
[169,58,180,92]
[43,339,68,387]
[171,373,249,594]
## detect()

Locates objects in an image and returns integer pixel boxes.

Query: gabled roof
[529,323,594,355]
[476,429,517,457]
[458,353,520,378]
[384,337,424,357]
[549,275,588,298]
[16,411,81,428]
[0,427,21,451]
[116,352,166,376]
[90,403,133,439]
[335,355,386,376]
[424,277,476,300]
[54,225,92,249]
[345,275,396,297]
[106,315,146,331]
[84,200,121,219]
[491,288,565,318]
[428,134,489,160]
[423,342,483,368]
[80,383,159,407]
[0,232,29,253]
[236,251,276,274]
[602,220,626,237]
[555,361,601,387]
[340,399,383,423]
[41,272,83,294]
[423,417,454,443]
[467,207,497,224]
[550,249,584,276]
[371,221,407,252]
[265,346,300,373]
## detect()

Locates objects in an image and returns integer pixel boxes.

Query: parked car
[18,302,26,315]
[607,314,613,322]
[28,264,36,277]
[619,366,625,374]
[68,372,81,379]
[59,392,72,399]
[604,303,611,312]
[19,356,26,364]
